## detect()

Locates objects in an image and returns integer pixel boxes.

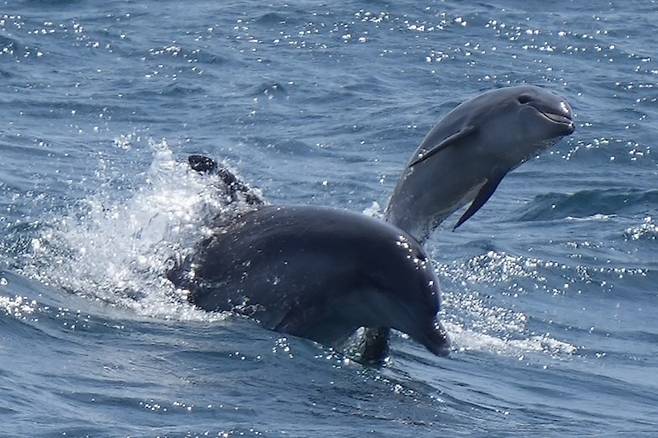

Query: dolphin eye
[517,95,532,104]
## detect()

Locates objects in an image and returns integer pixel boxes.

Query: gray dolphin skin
[168,205,450,357]
[386,85,575,243]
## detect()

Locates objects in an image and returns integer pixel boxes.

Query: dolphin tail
[187,154,264,206]
[188,154,218,173]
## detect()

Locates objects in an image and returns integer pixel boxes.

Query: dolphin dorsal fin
[188,154,218,173]
[453,172,505,230]
[409,125,478,167]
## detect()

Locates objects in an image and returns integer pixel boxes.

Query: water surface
[1,1,657,436]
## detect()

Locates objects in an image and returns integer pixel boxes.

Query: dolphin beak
[540,111,575,134]
[529,100,575,135]
[416,320,451,356]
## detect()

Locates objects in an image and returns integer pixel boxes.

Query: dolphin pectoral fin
[409,125,478,167]
[273,307,306,333]
[453,173,505,230]
[356,327,391,364]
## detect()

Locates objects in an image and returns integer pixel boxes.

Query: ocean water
[1,0,657,436]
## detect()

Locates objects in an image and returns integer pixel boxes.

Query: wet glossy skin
[386,85,575,242]
[169,205,449,357]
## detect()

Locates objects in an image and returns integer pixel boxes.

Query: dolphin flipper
[357,327,391,364]
[453,173,505,230]
[409,125,478,167]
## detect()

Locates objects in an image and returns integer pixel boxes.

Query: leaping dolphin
[387,85,574,243]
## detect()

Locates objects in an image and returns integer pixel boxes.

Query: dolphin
[356,85,575,360]
[386,85,575,243]
[168,204,450,357]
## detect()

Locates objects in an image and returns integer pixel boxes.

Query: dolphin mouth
[539,111,573,126]
[417,320,451,357]
[531,106,575,134]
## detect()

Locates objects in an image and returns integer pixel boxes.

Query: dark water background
[1,0,657,436]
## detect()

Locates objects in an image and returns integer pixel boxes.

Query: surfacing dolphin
[168,203,450,357]
[172,85,575,363]
[386,85,575,243]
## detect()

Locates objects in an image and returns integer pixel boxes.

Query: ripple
[254,12,289,25]
[147,45,229,65]
[247,81,288,98]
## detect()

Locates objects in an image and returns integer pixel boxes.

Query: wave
[254,12,290,25]
[517,189,658,221]
[0,34,19,50]
[147,45,229,65]
[247,81,288,98]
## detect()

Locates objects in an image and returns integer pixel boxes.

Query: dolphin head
[357,233,450,356]
[472,85,575,167]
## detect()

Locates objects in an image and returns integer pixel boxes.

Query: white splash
[566,214,613,221]
[436,251,578,358]
[362,201,384,219]
[20,140,258,321]
[0,294,38,320]
[444,322,577,357]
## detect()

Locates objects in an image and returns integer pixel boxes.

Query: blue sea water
[1,0,657,436]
